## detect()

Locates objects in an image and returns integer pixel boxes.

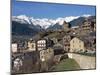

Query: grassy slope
[51,58,80,71]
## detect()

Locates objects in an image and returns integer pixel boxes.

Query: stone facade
[68,53,96,69]
[17,41,28,52]
[63,35,71,52]
[81,18,96,32]
[27,39,36,51]
[70,37,85,52]
[39,48,54,62]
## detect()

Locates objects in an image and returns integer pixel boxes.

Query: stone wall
[68,53,96,69]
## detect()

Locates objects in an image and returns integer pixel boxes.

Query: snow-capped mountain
[12,15,83,29]
[12,15,31,24]
[12,14,93,29]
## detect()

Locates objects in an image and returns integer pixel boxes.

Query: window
[41,56,44,59]
[32,44,34,48]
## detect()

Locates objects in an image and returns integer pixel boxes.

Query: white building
[37,40,46,51]
[13,58,23,71]
[12,43,18,53]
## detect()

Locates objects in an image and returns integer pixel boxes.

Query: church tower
[62,21,71,32]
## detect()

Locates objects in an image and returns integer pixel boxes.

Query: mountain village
[11,16,96,74]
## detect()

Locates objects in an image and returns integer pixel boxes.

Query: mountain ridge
[12,15,96,36]
[12,15,90,29]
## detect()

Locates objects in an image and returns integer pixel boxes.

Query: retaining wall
[68,53,96,69]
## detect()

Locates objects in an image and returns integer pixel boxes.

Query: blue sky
[12,0,96,19]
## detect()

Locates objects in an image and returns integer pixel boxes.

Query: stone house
[39,48,54,62]
[63,35,72,52]
[17,41,28,52]
[39,48,54,71]
[12,43,18,53]
[27,39,36,51]
[80,18,96,32]
[13,57,23,71]
[70,26,80,35]
[70,35,96,53]
[12,51,39,73]
[85,36,96,51]
[70,37,86,52]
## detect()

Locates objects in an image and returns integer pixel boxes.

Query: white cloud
[82,14,91,17]
[65,16,80,22]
